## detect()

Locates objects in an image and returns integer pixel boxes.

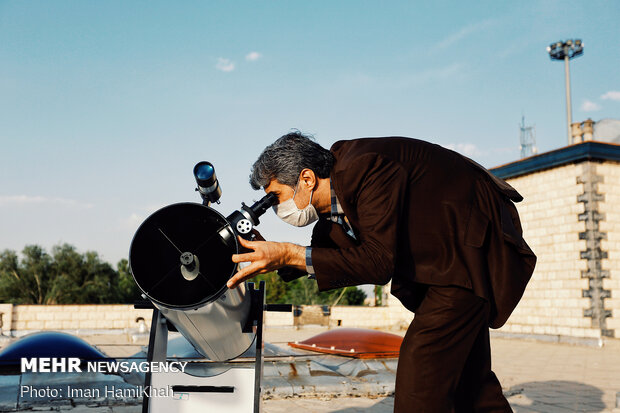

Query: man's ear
[299,168,317,191]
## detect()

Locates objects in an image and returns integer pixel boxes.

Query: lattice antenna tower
[519,116,538,158]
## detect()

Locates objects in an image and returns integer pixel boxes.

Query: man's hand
[227,237,306,289]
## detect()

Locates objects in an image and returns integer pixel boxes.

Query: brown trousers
[394,285,512,413]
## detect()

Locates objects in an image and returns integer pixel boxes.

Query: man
[227,132,536,412]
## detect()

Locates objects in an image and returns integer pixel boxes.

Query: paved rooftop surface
[2,326,620,412]
[263,327,620,413]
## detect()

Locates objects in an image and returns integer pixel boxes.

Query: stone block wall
[497,159,619,340]
[498,163,595,337]
[598,161,620,333]
[1,303,413,336]
[264,308,294,326]
[330,301,413,329]
[330,306,390,328]
[5,304,154,336]
[380,156,620,342]
[0,303,13,333]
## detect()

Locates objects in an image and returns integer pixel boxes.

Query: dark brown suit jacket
[306,137,536,328]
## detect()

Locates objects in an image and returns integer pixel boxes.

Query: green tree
[0,244,137,304]
[116,258,142,303]
[0,244,367,306]
[374,285,383,306]
[250,271,366,306]
[0,246,53,304]
[47,244,118,304]
[252,272,288,304]
[342,287,367,306]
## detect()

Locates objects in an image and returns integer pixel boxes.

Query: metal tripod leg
[142,309,168,413]
[250,281,266,413]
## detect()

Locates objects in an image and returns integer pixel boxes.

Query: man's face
[264,178,310,210]
[264,179,294,205]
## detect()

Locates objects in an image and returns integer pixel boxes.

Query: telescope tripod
[138,281,274,413]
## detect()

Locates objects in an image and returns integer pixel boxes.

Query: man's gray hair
[250,131,335,190]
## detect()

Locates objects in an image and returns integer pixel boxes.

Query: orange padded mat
[288,328,403,358]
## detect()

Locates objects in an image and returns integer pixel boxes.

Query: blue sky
[1,0,619,266]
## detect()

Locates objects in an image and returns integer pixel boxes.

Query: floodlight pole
[564,54,572,146]
[547,39,584,146]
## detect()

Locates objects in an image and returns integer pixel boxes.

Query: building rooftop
[491,141,620,180]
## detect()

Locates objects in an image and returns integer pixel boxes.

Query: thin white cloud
[437,19,497,49]
[397,63,465,88]
[601,91,620,101]
[340,63,465,91]
[421,63,463,81]
[120,213,144,230]
[245,51,262,61]
[143,204,162,215]
[496,38,533,59]
[581,99,601,112]
[215,58,235,72]
[117,205,160,231]
[443,143,481,158]
[0,195,93,209]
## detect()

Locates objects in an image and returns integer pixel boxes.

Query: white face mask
[272,181,319,227]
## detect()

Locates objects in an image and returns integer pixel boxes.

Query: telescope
[129,162,285,412]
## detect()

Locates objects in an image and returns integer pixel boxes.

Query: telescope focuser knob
[236,219,253,234]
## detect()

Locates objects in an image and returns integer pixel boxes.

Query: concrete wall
[264,308,295,327]
[330,304,413,330]
[2,304,154,336]
[1,303,412,336]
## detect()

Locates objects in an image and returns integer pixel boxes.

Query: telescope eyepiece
[226,192,278,240]
[241,192,279,227]
[250,192,278,217]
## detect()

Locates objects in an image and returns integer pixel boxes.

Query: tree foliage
[116,258,143,303]
[253,272,367,306]
[0,244,366,306]
[0,244,141,304]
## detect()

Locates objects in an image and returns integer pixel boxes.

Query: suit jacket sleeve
[311,153,408,291]
[278,215,357,283]
[277,266,307,282]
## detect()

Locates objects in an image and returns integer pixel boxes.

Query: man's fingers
[226,273,244,289]
[231,252,256,263]
[226,271,245,289]
[227,263,260,288]
[228,236,286,288]
[237,236,256,249]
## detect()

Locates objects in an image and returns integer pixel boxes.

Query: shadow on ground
[507,380,606,413]
[330,398,394,413]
